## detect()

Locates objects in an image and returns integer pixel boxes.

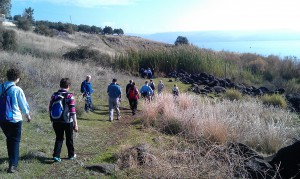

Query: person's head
[145,81,148,85]
[132,82,135,87]
[159,80,162,83]
[150,79,153,82]
[129,79,133,83]
[174,84,177,87]
[60,78,71,89]
[7,68,21,82]
[86,75,91,81]
[112,78,117,83]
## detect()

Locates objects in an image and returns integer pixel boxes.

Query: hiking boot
[69,154,77,160]
[7,166,18,173]
[53,157,61,162]
[116,116,121,120]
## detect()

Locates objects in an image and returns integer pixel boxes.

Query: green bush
[260,94,287,108]
[222,89,242,101]
[162,119,182,135]
[34,25,54,37]
[2,30,17,51]
[0,29,17,51]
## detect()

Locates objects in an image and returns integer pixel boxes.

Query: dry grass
[140,93,297,152]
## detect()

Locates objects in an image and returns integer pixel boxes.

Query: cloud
[37,0,137,8]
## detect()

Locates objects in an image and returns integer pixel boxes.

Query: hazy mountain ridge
[137,30,300,44]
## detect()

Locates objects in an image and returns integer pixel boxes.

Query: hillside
[0,28,299,178]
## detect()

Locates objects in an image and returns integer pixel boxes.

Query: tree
[16,17,31,31]
[175,36,189,46]
[0,0,11,17]
[102,26,113,35]
[13,15,21,21]
[23,7,34,23]
[113,28,124,35]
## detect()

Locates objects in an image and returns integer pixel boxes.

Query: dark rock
[85,164,119,175]
[213,86,226,93]
[270,141,300,178]
[228,143,278,179]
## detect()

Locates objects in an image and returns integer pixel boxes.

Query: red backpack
[129,87,139,100]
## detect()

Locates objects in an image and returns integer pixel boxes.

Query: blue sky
[11,0,300,34]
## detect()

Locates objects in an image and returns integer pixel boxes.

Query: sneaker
[69,154,77,160]
[7,166,18,173]
[116,116,121,120]
[53,157,61,162]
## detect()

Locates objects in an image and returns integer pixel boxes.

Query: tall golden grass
[141,93,296,152]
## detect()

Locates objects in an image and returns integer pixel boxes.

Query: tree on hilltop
[103,26,113,35]
[113,28,124,35]
[0,0,11,18]
[175,36,189,46]
[23,7,34,23]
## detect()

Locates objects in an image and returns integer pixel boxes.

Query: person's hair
[86,75,91,79]
[132,82,135,86]
[7,68,21,81]
[60,78,71,88]
[112,78,117,83]
[129,79,133,83]
[150,79,153,82]
[145,81,148,84]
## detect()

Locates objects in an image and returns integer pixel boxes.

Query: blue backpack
[0,84,14,121]
[50,92,68,122]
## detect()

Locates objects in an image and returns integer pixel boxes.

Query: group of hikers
[0,68,180,174]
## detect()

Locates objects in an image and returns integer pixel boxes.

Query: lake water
[193,40,300,59]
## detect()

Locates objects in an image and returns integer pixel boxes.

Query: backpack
[80,81,85,93]
[129,88,138,100]
[50,92,68,122]
[0,84,14,121]
[150,83,155,90]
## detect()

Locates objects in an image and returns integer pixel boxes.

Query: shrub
[34,25,54,37]
[260,94,287,108]
[2,30,17,51]
[16,18,31,31]
[222,89,242,101]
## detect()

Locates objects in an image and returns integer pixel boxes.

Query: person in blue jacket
[107,79,122,122]
[140,81,153,101]
[81,75,94,112]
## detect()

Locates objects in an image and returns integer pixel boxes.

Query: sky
[11,0,300,34]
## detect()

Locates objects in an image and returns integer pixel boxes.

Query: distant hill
[137,30,300,44]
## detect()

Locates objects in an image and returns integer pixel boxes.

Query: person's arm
[17,89,31,122]
[73,114,78,132]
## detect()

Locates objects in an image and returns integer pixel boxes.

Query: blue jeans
[0,121,22,167]
[52,122,75,158]
[84,95,93,111]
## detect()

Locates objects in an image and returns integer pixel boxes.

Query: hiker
[140,68,146,78]
[157,80,165,95]
[81,75,94,112]
[128,82,140,115]
[49,78,78,162]
[140,81,153,101]
[149,79,155,99]
[146,68,153,79]
[172,84,179,97]
[0,68,31,173]
[126,79,133,107]
[107,78,122,122]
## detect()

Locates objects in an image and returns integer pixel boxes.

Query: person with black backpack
[49,78,78,163]
[0,68,31,173]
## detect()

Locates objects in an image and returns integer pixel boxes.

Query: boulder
[270,141,300,178]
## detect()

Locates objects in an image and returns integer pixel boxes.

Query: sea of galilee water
[194,40,300,59]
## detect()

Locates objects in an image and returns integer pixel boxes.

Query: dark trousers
[0,121,22,167]
[52,122,74,158]
[84,95,93,111]
[129,99,138,114]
